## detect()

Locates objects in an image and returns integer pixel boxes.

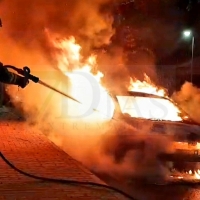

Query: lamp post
[182,30,194,83]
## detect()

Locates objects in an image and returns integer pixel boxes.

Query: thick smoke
[95,46,157,94]
[46,118,173,181]
[0,0,171,182]
[93,121,173,179]
[172,82,200,124]
[0,0,118,53]
[0,0,160,92]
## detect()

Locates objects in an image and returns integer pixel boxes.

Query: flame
[173,142,200,150]
[172,169,200,180]
[177,176,183,179]
[48,35,186,123]
[186,170,200,180]
[50,36,115,122]
[125,74,183,121]
[129,74,166,97]
[194,171,200,179]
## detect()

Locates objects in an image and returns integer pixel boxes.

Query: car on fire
[104,90,200,175]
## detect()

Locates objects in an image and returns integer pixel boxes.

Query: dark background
[112,0,200,92]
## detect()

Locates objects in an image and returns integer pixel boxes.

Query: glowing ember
[171,169,200,180]
[194,171,200,179]
[50,36,115,121]
[177,176,183,179]
[186,170,200,180]
[173,142,199,150]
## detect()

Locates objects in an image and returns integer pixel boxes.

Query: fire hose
[0,151,136,200]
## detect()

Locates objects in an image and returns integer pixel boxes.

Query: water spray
[5,66,117,120]
[5,65,82,104]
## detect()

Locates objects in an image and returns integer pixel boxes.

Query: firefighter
[0,18,29,88]
[0,62,29,88]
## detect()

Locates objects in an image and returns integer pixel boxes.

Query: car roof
[115,91,167,99]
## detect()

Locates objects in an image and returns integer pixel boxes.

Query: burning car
[103,77,200,179]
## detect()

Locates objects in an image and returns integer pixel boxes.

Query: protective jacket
[0,62,28,88]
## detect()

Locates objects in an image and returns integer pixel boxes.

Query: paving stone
[0,120,127,200]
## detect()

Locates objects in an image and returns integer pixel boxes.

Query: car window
[116,95,182,121]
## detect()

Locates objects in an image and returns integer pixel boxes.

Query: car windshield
[116,94,183,121]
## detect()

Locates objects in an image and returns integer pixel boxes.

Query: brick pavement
[0,118,127,200]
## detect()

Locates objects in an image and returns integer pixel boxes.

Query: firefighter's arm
[0,63,29,88]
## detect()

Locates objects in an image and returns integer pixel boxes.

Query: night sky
[114,0,200,66]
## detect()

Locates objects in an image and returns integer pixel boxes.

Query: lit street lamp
[182,30,195,83]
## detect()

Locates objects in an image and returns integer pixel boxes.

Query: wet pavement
[0,117,127,199]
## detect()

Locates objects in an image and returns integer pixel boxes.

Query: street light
[183,30,192,37]
[182,30,195,83]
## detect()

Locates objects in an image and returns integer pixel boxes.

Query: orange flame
[50,36,115,121]
[178,170,200,180]
[171,168,200,180]
[129,74,166,97]
[49,35,184,122]
[126,74,183,121]
[186,170,200,179]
